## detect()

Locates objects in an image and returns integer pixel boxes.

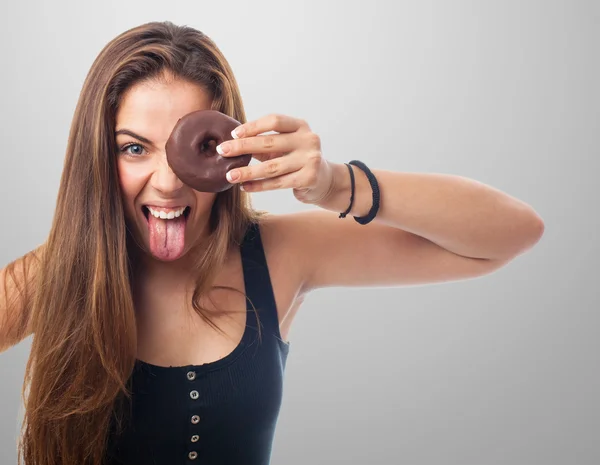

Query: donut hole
[199,138,218,154]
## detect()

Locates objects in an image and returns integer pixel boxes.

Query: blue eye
[121,143,146,156]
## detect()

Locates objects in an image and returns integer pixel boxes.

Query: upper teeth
[147,206,187,219]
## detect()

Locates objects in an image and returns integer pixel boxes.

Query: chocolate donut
[165,110,252,192]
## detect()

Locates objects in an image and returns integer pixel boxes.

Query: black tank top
[105,222,290,465]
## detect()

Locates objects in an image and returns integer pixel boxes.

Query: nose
[151,153,185,194]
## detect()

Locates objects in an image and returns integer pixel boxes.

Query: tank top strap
[240,221,280,336]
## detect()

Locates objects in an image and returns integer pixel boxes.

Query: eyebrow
[115,129,155,146]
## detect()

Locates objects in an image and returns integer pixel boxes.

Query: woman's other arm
[0,244,45,353]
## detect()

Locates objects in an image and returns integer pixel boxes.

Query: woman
[0,21,544,465]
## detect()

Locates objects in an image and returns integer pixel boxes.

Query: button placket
[186,370,201,461]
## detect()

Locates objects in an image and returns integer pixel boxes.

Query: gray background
[0,0,598,464]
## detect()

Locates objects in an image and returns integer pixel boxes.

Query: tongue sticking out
[147,212,187,261]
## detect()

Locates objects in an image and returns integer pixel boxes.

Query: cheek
[117,160,148,199]
[117,160,150,220]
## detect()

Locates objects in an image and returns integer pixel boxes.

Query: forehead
[115,78,213,137]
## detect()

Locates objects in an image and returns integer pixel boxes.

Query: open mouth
[142,205,191,221]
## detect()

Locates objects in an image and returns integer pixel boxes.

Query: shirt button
[190,390,199,400]
[186,371,196,381]
[191,415,200,424]
[191,434,199,442]
[188,451,198,460]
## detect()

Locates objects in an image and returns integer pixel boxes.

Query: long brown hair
[17,21,263,465]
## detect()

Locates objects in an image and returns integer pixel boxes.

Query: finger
[240,171,303,192]
[226,153,305,184]
[233,114,310,139]
[217,132,299,158]
[250,151,288,163]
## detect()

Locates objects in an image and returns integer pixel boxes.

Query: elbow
[524,210,545,252]
[491,209,545,262]
[510,209,546,258]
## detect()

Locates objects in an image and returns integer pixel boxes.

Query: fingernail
[216,142,230,155]
[232,126,243,139]
[226,170,240,182]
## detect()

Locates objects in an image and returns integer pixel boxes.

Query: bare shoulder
[253,213,309,332]
[257,211,328,295]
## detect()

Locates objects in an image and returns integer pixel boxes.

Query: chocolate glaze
[165,110,252,192]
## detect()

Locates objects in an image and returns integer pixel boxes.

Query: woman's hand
[217,114,335,204]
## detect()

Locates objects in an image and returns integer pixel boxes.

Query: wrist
[316,162,372,217]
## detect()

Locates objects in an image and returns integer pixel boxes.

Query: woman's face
[115,77,216,263]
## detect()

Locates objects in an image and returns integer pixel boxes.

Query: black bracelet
[338,163,355,218]
[348,160,380,225]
